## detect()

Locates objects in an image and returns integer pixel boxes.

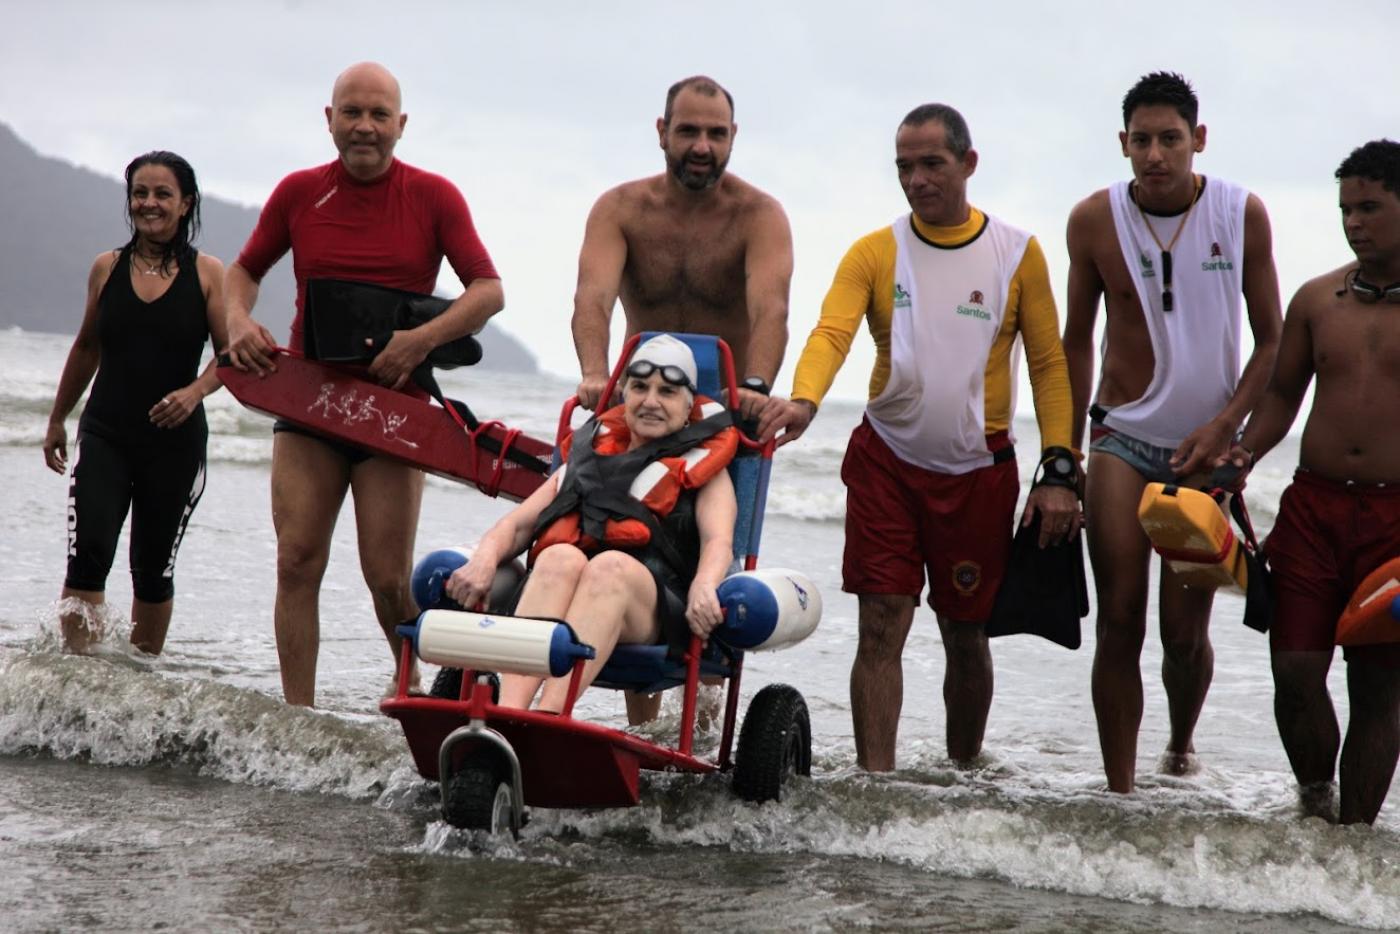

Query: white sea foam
[764,485,846,523]
[0,649,406,799]
[526,770,1400,929]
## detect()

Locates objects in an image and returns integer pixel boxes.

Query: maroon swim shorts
[1265,469,1400,666]
[840,418,1019,622]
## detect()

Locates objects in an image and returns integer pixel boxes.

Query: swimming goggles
[1346,269,1400,304]
[626,360,694,390]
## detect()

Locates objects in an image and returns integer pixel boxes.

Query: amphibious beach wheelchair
[380,334,821,835]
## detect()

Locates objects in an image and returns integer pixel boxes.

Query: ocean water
[1,325,1395,932]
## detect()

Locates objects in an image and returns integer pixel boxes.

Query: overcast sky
[4,0,1395,401]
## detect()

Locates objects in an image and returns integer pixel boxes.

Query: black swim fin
[304,278,482,368]
[985,514,1089,649]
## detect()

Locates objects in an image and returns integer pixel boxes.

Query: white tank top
[866,213,1029,474]
[1102,176,1248,448]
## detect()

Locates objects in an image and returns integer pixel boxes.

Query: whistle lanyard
[1135,174,1202,312]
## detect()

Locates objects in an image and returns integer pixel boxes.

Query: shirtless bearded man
[571,75,793,422]
[1062,72,1283,792]
[1230,139,1400,824]
[571,76,793,723]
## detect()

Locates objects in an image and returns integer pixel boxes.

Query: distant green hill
[0,123,536,372]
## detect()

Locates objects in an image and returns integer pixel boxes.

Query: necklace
[133,251,165,277]
[1133,174,1202,312]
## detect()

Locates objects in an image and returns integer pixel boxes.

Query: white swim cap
[627,334,698,391]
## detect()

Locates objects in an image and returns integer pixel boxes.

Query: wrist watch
[1036,445,1080,491]
[741,376,771,395]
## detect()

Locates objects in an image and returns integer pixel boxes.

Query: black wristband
[1034,446,1081,492]
[741,376,771,395]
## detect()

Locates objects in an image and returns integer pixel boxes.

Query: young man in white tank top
[1062,72,1284,794]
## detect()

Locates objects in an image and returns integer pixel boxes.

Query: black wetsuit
[66,247,210,603]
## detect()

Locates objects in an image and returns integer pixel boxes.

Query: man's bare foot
[384,670,424,698]
[1298,781,1338,822]
[696,682,724,733]
[1158,750,1202,777]
[625,690,663,726]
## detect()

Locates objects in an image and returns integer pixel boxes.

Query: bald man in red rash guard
[224,62,503,707]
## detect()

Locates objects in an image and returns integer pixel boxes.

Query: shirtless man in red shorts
[1229,139,1400,824]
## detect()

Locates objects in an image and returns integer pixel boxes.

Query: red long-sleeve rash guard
[236,158,499,352]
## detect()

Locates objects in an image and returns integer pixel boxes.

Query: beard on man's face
[667,150,727,190]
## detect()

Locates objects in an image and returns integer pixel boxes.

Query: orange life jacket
[530,397,737,563]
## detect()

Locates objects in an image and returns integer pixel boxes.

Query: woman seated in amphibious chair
[442,334,739,712]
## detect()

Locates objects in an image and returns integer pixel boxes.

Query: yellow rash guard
[791,208,1074,454]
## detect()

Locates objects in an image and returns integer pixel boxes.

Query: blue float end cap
[715,573,780,649]
[396,614,425,656]
[547,622,597,677]
[411,549,469,611]
[1391,593,1400,621]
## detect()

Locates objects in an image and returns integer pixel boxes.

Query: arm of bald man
[224,179,294,375]
[224,262,278,375]
[572,189,629,410]
[368,277,504,390]
[368,180,504,390]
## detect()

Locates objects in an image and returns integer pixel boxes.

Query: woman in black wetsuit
[43,151,228,655]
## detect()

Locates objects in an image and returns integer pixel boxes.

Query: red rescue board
[218,352,553,502]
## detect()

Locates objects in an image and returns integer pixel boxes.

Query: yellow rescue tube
[1137,483,1246,591]
[1336,557,1400,647]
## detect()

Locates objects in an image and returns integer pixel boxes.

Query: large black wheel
[429,667,463,700]
[733,683,811,803]
[429,668,500,703]
[442,750,518,836]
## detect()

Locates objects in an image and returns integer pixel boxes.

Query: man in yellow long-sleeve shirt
[761,104,1079,769]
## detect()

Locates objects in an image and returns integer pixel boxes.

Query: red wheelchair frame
[380,334,811,835]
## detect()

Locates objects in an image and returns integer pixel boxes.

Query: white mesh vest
[866,213,1029,474]
[1102,176,1248,448]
